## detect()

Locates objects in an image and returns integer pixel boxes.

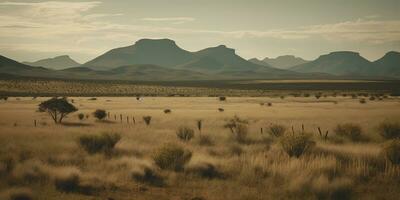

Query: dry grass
[0,96,400,199]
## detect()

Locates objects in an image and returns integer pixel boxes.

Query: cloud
[0,1,399,60]
[141,17,195,24]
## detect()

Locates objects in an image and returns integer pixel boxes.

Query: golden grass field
[1,95,400,200]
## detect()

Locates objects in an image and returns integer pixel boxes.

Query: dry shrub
[280,134,315,158]
[334,123,364,142]
[11,160,50,184]
[228,144,243,156]
[378,121,400,140]
[163,109,171,114]
[0,156,16,176]
[153,144,192,171]
[219,96,226,101]
[93,109,107,120]
[359,98,366,104]
[267,124,286,137]
[54,168,81,193]
[176,126,195,142]
[78,133,121,154]
[311,175,353,200]
[143,116,152,126]
[78,113,84,121]
[224,116,249,143]
[382,139,400,165]
[197,135,214,146]
[185,162,224,179]
[131,162,164,187]
[0,188,33,200]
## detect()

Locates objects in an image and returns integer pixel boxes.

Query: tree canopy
[39,97,77,123]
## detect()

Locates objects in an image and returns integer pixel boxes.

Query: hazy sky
[0,0,400,63]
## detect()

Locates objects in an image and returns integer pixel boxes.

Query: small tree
[38,97,77,124]
[93,109,107,121]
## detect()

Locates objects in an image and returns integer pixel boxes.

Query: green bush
[378,121,400,140]
[334,123,363,142]
[280,134,315,158]
[382,139,400,165]
[153,144,192,171]
[176,126,195,142]
[93,109,107,120]
[267,124,286,137]
[78,133,121,154]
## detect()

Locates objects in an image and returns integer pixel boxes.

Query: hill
[23,55,80,70]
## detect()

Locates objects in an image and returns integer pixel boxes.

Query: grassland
[1,95,400,200]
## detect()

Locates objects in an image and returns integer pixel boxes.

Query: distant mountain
[82,38,286,74]
[23,55,80,70]
[290,51,373,76]
[82,39,194,70]
[372,51,400,77]
[249,55,309,69]
[0,55,52,77]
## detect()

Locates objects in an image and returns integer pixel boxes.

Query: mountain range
[0,38,399,80]
[23,55,80,70]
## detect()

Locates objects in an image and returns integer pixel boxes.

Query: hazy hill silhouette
[23,55,81,70]
[249,55,309,69]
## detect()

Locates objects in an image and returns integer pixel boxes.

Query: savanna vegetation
[0,94,400,200]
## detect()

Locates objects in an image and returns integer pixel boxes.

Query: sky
[0,0,400,63]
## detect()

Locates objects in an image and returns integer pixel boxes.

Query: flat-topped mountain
[23,55,80,70]
[290,51,373,75]
[82,39,194,70]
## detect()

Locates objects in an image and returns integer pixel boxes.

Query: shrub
[359,98,366,104]
[185,162,224,179]
[78,113,84,121]
[131,165,164,187]
[163,109,171,114]
[334,123,363,142]
[197,135,213,146]
[382,139,400,165]
[228,145,243,156]
[267,124,286,137]
[143,116,152,126]
[88,97,97,101]
[176,126,195,142]
[378,121,400,140]
[218,108,224,112]
[54,172,80,193]
[369,96,376,101]
[93,109,107,120]
[153,144,192,171]
[267,102,272,106]
[224,116,249,143]
[78,133,121,154]
[2,188,33,200]
[219,96,226,101]
[0,96,8,101]
[280,134,315,158]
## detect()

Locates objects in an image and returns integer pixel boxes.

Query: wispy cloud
[0,1,399,59]
[141,17,195,24]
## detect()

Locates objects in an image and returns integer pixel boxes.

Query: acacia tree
[39,97,78,124]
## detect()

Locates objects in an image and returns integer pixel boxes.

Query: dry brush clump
[334,123,365,142]
[153,144,192,171]
[378,121,400,140]
[0,187,34,200]
[78,133,121,155]
[224,116,249,143]
[280,134,315,158]
[267,124,287,137]
[176,126,195,142]
[382,139,400,165]
[93,109,107,121]
[143,116,152,126]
